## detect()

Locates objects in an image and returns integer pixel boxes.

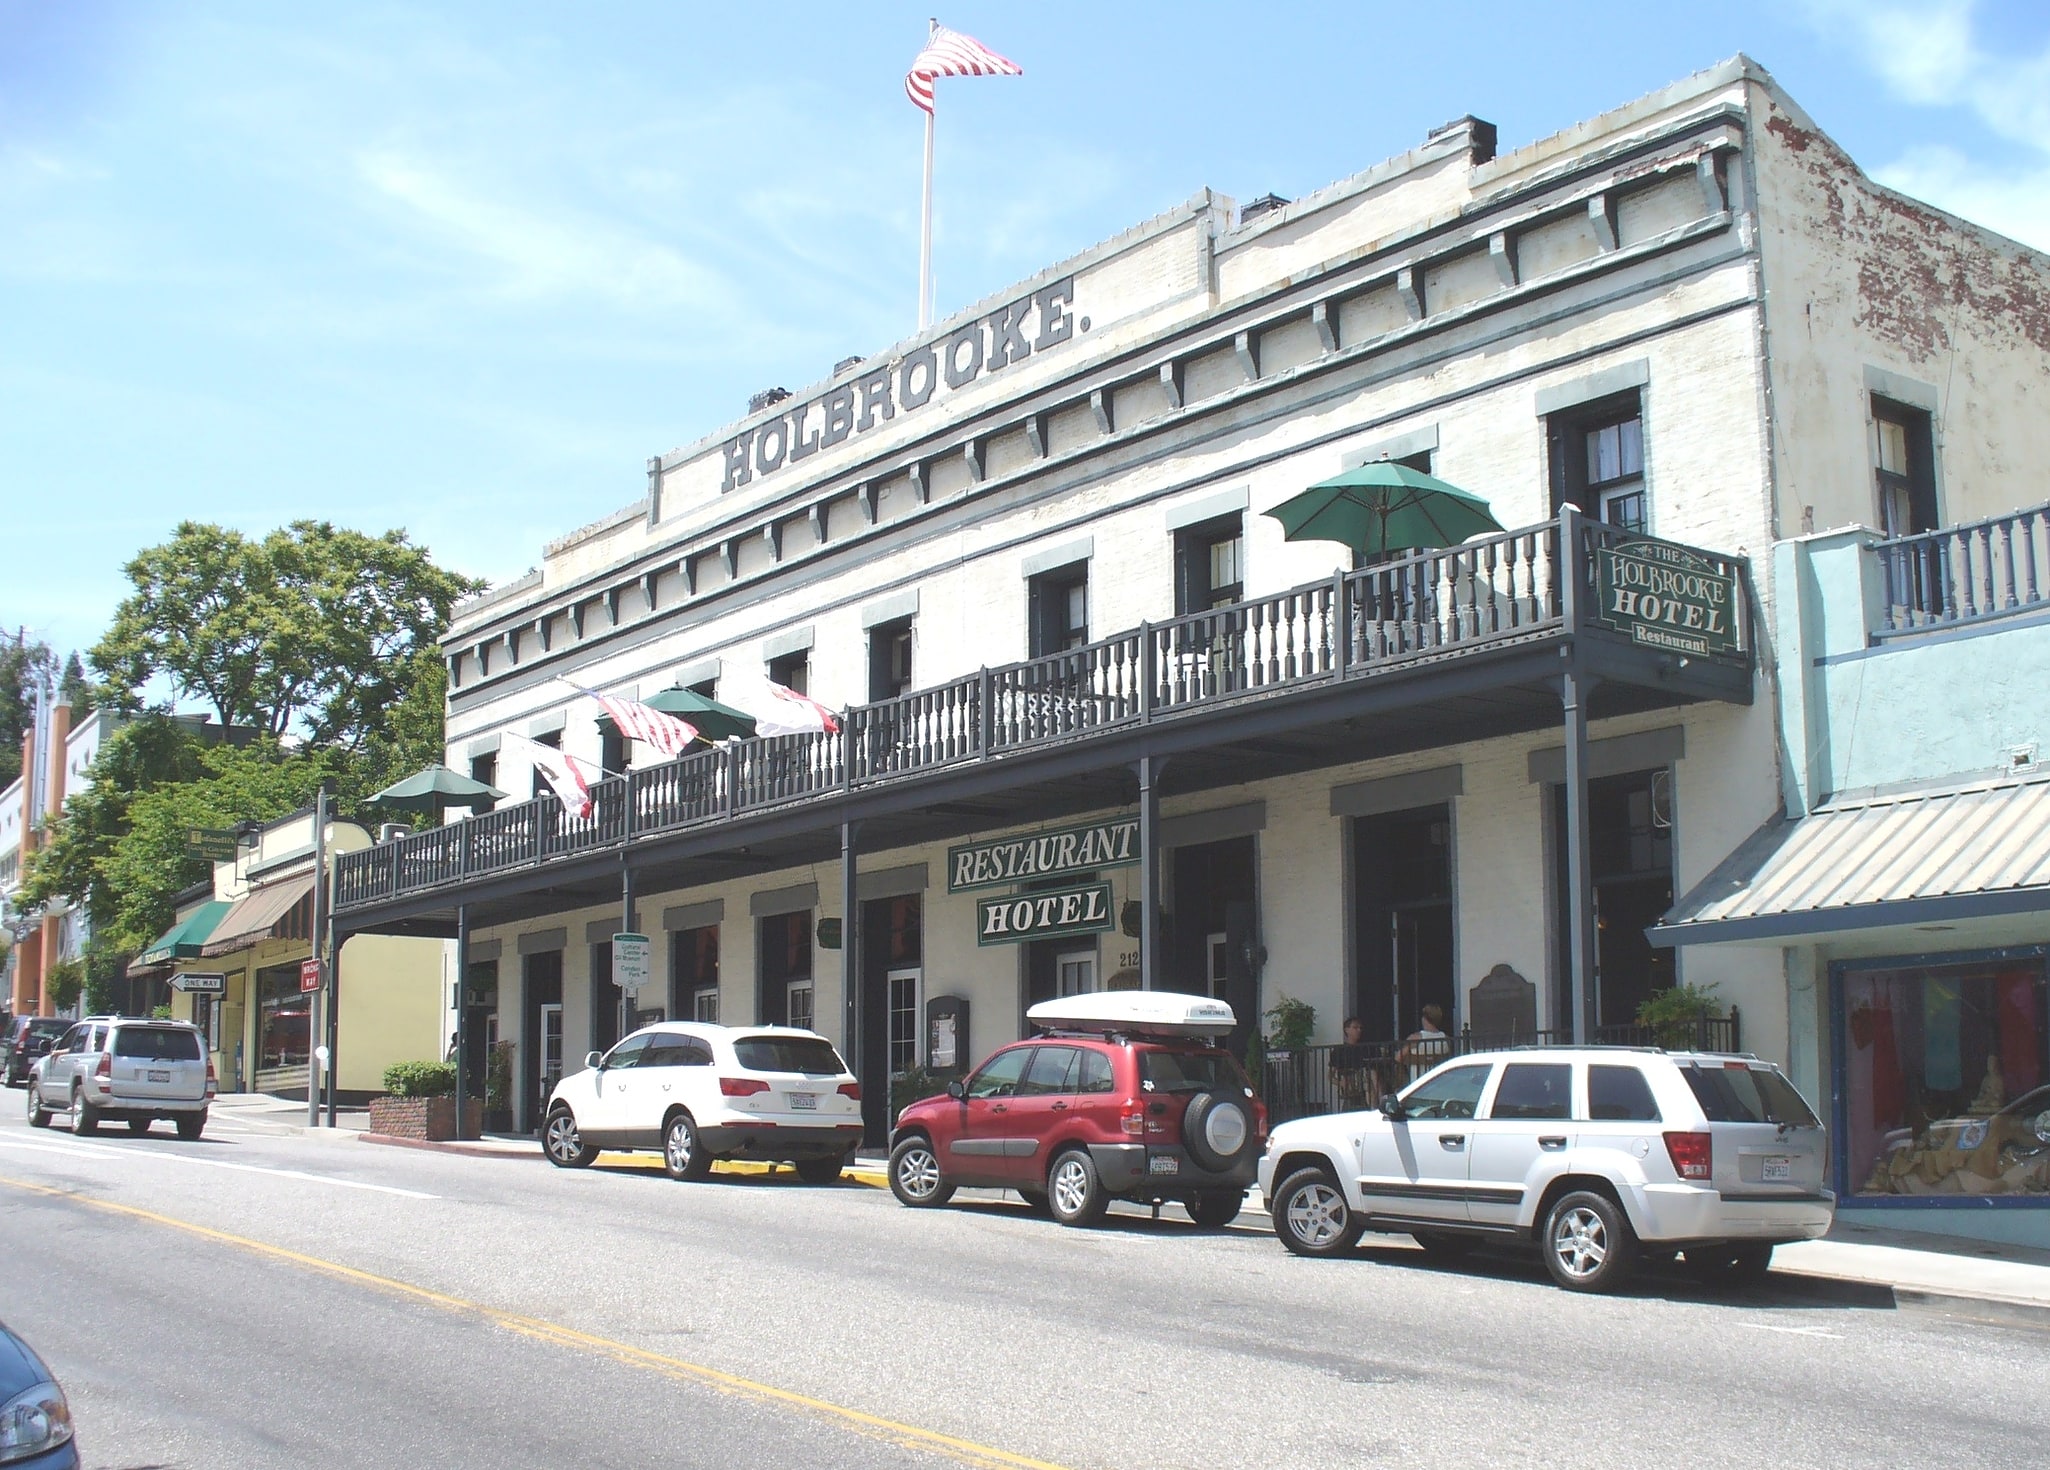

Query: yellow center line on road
[0,1173,1070,1470]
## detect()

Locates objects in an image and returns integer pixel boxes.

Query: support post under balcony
[1136,755,1164,991]
[619,860,638,1047]
[1560,658,1600,1044]
[453,903,470,1141]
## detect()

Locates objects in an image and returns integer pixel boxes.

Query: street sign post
[299,957,323,994]
[184,827,239,863]
[171,972,228,995]
[612,933,651,996]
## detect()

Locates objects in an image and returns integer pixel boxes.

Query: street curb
[357,1131,893,1188]
[359,1133,544,1161]
[1892,1286,2050,1331]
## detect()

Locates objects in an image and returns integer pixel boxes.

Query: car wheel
[1412,1231,1477,1261]
[888,1137,954,1207]
[1181,1091,1252,1173]
[26,1083,50,1129]
[176,1111,206,1141]
[662,1112,712,1181]
[73,1088,100,1137]
[1542,1189,1637,1292]
[543,1106,597,1169]
[1047,1148,1109,1227]
[1684,1242,1774,1287]
[1271,1166,1364,1258]
[795,1152,846,1185]
[1188,1188,1244,1228]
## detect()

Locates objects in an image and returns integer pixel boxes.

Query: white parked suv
[1258,1047,1833,1292]
[543,1023,864,1183]
[26,1017,216,1140]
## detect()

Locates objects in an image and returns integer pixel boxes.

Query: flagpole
[918,17,937,331]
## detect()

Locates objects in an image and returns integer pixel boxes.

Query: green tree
[91,521,480,751]
[59,652,95,717]
[0,634,57,790]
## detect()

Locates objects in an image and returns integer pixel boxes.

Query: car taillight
[1121,1103,1146,1136]
[1664,1130,1713,1181]
[94,1053,112,1092]
[206,1060,218,1098]
[837,1083,861,1100]
[719,1077,770,1097]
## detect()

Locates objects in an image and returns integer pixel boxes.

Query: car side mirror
[34,1040,53,1057]
[1379,1092,1407,1122]
[585,1050,605,1070]
[945,1078,966,1100]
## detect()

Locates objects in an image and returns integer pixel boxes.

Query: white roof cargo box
[1026,991,1237,1038]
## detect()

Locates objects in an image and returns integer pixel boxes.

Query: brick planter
[368,1095,483,1142]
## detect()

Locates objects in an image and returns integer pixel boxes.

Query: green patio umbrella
[639,686,758,742]
[1265,461,1505,558]
[365,766,508,816]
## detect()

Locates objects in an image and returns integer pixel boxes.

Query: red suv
[888,996,1266,1227]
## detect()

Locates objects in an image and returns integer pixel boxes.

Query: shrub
[1263,992,1316,1051]
[1636,983,1724,1048]
[890,1065,951,1119]
[383,1059,457,1097]
[45,957,85,1012]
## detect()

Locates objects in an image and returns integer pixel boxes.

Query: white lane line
[1739,1321,1843,1339]
[0,1134,437,1199]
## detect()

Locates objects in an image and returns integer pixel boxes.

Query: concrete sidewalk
[225,1099,2050,1326]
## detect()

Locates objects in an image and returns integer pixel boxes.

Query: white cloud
[1806,0,2050,252]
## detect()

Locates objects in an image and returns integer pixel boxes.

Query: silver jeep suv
[1258,1047,1832,1292]
[27,1017,215,1140]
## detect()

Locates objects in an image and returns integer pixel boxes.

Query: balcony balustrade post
[459,819,473,878]
[1332,568,1350,675]
[978,666,994,756]
[1140,622,1156,724]
[1558,503,1583,634]
[726,740,742,814]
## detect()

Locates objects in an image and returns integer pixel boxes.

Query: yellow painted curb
[591,1153,889,1188]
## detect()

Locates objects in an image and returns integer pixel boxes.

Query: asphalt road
[0,1102,2043,1470]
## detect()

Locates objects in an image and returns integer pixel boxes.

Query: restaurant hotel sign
[721,277,1081,492]
[1592,538,1741,659]
[951,818,1137,946]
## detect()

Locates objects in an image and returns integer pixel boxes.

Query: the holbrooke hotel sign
[1592,539,1740,660]
[721,276,1081,492]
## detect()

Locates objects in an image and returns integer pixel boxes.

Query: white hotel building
[333,56,2050,1214]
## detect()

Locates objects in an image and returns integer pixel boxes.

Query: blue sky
[5,1,2048,664]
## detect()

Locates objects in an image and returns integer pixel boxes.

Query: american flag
[591,691,700,760]
[753,682,842,737]
[905,25,1021,114]
[507,732,596,820]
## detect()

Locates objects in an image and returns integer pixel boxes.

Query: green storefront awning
[132,900,233,970]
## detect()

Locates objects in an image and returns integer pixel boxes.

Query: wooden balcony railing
[1874,500,2050,637]
[335,510,1750,912]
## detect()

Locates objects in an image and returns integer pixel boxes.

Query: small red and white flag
[743,681,843,738]
[506,732,597,820]
[905,25,1021,114]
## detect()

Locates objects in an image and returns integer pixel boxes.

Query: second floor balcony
[338,509,1756,919]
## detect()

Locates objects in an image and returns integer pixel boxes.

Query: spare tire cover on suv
[1181,1091,1251,1172]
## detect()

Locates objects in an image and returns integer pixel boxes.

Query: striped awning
[1652,771,2050,946]
[199,874,317,958]
[130,900,233,973]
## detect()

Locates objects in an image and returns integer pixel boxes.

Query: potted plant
[1636,983,1725,1049]
[369,1060,480,1141]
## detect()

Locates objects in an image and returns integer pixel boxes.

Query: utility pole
[306,783,328,1127]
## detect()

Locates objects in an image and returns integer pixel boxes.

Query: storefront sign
[977,882,1115,946]
[949,819,1138,893]
[719,276,1080,493]
[298,957,324,993]
[1592,540,1740,659]
[612,933,652,995]
[185,827,239,863]
[171,972,227,995]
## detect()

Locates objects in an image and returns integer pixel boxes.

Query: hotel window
[669,925,718,1023]
[888,969,921,1075]
[692,986,719,1023]
[468,753,497,814]
[1838,955,2046,1203]
[767,648,811,696]
[1174,516,1244,616]
[757,911,811,1027]
[1873,397,1938,538]
[598,720,628,778]
[1549,392,1646,534]
[528,730,561,801]
[868,618,914,702]
[787,979,815,1033]
[1028,564,1089,657]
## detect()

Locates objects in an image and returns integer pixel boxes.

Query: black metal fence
[1259,1011,1743,1126]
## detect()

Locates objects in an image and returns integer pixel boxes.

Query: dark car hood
[0,1320,55,1398]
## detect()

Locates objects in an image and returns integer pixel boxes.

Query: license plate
[147,1070,171,1084]
[1148,1155,1179,1175]
[1762,1155,1791,1182]
[788,1093,817,1110]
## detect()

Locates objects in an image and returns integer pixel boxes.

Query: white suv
[1258,1047,1832,1292]
[542,1023,864,1183]
[26,1017,216,1140]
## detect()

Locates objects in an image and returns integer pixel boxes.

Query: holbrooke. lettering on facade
[947,819,1138,892]
[720,276,1080,493]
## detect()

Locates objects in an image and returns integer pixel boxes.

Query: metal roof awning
[129,899,234,973]
[199,874,317,958]
[1651,771,2050,947]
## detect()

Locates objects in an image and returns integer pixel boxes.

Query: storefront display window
[257,962,312,1069]
[1838,953,2049,1202]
